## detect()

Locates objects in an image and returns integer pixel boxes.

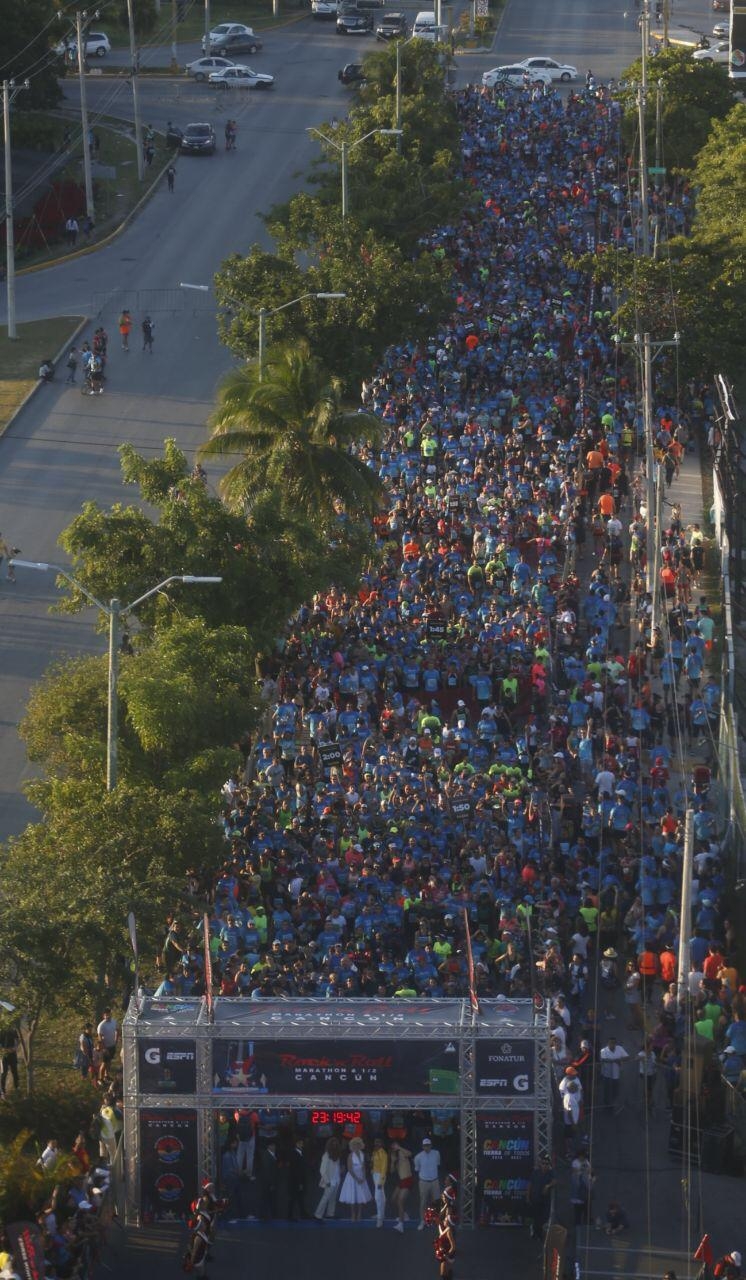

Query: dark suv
[337,8,374,32]
[339,61,366,83]
[180,122,216,155]
[376,11,407,37]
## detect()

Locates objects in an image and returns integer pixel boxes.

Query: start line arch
[122,997,552,1228]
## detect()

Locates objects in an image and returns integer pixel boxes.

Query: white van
[413,10,438,39]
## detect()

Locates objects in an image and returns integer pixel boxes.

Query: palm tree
[198,340,384,521]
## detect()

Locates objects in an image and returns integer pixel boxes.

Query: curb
[17,151,174,277]
[0,314,88,442]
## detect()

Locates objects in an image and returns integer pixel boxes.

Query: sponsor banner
[475,1039,535,1096]
[477,1113,534,1226]
[138,1039,197,1094]
[6,1222,46,1280]
[140,1109,198,1222]
[212,1037,460,1095]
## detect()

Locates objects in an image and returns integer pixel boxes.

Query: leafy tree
[617,46,737,170]
[56,440,370,652]
[0,0,61,106]
[118,618,257,785]
[215,213,452,386]
[21,656,109,780]
[198,340,384,518]
[689,102,746,253]
[0,778,223,1085]
[21,620,255,791]
[117,0,157,35]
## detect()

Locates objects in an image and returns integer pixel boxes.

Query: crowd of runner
[158,82,742,1103]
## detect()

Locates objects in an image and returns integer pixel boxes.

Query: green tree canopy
[55,439,371,652]
[198,339,384,518]
[20,619,254,791]
[0,0,61,106]
[617,46,737,170]
[0,778,223,1082]
[215,211,452,387]
[689,102,746,253]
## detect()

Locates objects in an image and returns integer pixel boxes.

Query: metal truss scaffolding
[123,996,551,1227]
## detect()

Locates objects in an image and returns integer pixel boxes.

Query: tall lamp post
[613,330,680,623]
[10,561,222,791]
[307,126,402,220]
[257,291,346,379]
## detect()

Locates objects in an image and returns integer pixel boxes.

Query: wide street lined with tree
[1,0,746,1276]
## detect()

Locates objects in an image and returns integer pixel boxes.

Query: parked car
[202,22,258,51]
[55,31,111,58]
[482,64,552,88]
[208,65,275,88]
[179,122,216,154]
[712,21,728,35]
[339,61,365,83]
[692,38,732,61]
[517,56,578,81]
[376,11,408,38]
[337,9,374,33]
[312,0,339,16]
[185,55,236,80]
[211,30,263,54]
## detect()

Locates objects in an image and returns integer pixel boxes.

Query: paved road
[0,19,374,838]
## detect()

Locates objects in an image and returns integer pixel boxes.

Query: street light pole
[257,292,346,378]
[341,140,348,220]
[107,598,121,791]
[171,0,178,73]
[125,0,144,181]
[643,332,656,587]
[76,11,95,221]
[258,306,267,381]
[10,562,222,791]
[205,0,211,54]
[2,78,29,341]
[307,126,402,221]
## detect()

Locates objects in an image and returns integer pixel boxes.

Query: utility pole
[76,11,95,220]
[258,306,267,382]
[107,598,120,791]
[643,333,656,590]
[341,140,348,220]
[662,0,671,46]
[205,0,211,52]
[125,0,144,181]
[2,78,29,341]
[651,462,664,633]
[396,41,402,152]
[171,0,178,74]
[676,809,694,994]
[637,84,651,257]
[641,0,649,93]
